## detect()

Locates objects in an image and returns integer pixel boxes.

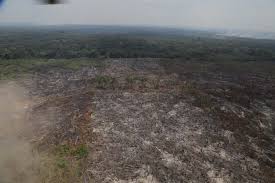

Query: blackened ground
[23,59,275,182]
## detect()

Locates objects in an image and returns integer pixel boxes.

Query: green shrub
[72,145,89,159]
[95,75,116,89]
[56,158,67,169]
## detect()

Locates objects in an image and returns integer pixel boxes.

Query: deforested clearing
[0,58,274,182]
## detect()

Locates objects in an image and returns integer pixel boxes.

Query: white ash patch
[114,165,159,183]
[167,110,177,117]
[207,170,227,183]
[223,130,234,143]
[160,150,182,167]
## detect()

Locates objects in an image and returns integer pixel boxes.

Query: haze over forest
[1,0,275,34]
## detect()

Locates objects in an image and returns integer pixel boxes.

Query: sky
[0,0,275,32]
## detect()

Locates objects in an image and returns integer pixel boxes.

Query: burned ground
[14,59,275,182]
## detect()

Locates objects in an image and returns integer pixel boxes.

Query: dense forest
[1,25,275,61]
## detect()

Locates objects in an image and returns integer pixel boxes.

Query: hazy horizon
[1,0,275,33]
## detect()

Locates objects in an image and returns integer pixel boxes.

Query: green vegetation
[95,75,116,89]
[181,82,200,96]
[0,27,275,61]
[0,59,103,80]
[72,145,89,159]
[1,27,274,81]
[38,144,88,183]
[181,83,214,110]
[126,75,147,86]
[126,75,148,84]
[56,144,89,159]
[56,158,67,169]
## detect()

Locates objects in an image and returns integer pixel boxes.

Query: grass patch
[193,93,214,110]
[38,154,82,183]
[72,145,89,159]
[56,144,89,159]
[56,158,67,169]
[181,82,200,96]
[38,144,88,183]
[95,75,116,89]
[0,59,104,80]
[126,75,148,84]
[126,75,149,89]
[181,82,215,110]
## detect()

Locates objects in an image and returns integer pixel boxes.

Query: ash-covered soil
[22,59,275,182]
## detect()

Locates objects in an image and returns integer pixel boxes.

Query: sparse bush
[55,144,89,159]
[0,59,103,80]
[38,144,88,183]
[193,93,213,110]
[72,145,89,159]
[95,75,116,89]
[181,82,199,95]
[38,154,82,183]
[181,82,215,110]
[56,158,67,169]
[126,75,148,89]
